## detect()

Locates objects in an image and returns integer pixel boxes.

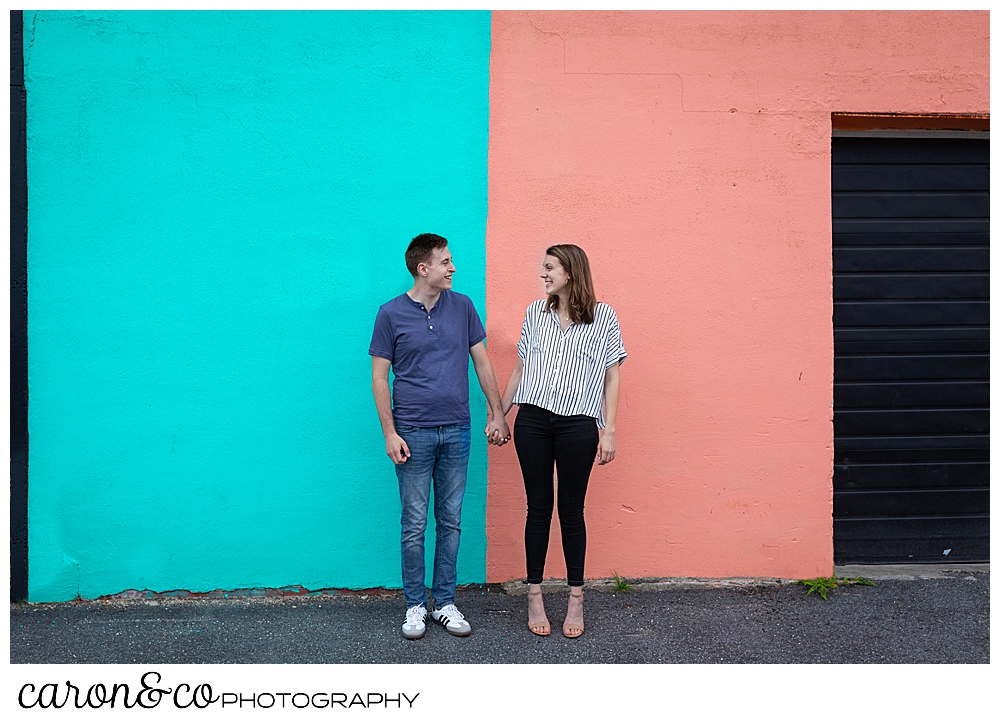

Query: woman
[500,244,626,638]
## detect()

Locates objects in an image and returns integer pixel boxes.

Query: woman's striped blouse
[513,300,627,428]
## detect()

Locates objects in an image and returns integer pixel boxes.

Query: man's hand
[596,430,616,465]
[485,415,511,446]
[385,433,411,464]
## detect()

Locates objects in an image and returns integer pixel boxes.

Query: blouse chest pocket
[579,336,603,363]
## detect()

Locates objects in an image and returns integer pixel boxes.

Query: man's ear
[416,262,428,278]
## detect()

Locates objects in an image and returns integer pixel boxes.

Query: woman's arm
[597,363,620,465]
[500,358,523,416]
[470,341,510,445]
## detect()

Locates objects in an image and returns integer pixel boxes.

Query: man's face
[421,246,455,291]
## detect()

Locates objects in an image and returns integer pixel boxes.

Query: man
[370,233,510,639]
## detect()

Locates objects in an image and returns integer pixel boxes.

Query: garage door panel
[834,435,990,464]
[834,301,988,326]
[835,327,989,344]
[834,409,988,436]
[835,381,988,408]
[831,164,989,191]
[834,488,989,517]
[832,191,988,218]
[834,247,988,272]
[834,462,989,490]
[834,219,987,235]
[832,537,989,563]
[834,273,988,300]
[835,354,988,381]
[835,432,987,450]
[835,339,989,355]
[834,232,988,247]
[835,515,988,541]
[835,446,988,464]
[834,137,988,164]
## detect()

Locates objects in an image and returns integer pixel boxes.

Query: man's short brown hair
[405,233,449,277]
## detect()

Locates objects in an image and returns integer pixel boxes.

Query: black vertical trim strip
[10,9,28,602]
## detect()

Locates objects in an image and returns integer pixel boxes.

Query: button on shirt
[513,300,627,428]
[369,290,487,427]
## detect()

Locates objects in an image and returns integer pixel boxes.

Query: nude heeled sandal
[526,590,550,636]
[562,591,585,638]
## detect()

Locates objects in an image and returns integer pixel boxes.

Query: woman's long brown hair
[544,244,596,325]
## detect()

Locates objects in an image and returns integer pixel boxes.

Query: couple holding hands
[370,233,626,641]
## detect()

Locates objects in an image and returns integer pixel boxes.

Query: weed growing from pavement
[611,571,632,593]
[795,576,876,600]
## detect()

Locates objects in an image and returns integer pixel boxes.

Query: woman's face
[541,255,570,297]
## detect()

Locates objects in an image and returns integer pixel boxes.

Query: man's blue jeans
[394,423,471,609]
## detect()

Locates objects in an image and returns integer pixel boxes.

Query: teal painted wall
[25,10,492,602]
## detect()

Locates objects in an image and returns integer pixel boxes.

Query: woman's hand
[485,414,511,446]
[596,430,616,465]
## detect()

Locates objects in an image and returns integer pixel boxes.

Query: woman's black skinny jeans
[513,404,600,587]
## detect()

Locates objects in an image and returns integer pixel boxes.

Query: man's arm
[372,356,410,464]
[469,341,511,445]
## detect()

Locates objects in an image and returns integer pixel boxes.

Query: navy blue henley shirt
[369,290,487,427]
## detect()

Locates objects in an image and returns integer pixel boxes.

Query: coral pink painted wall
[485,11,989,581]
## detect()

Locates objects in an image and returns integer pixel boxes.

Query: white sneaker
[430,604,472,637]
[402,604,427,640]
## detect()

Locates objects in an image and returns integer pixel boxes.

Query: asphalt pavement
[11,565,988,664]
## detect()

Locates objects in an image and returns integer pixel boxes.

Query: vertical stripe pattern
[513,300,627,428]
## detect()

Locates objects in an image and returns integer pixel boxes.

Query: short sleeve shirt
[513,300,626,428]
[369,290,487,427]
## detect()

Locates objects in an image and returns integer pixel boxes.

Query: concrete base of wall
[501,563,990,594]
[502,577,787,595]
[834,563,989,580]
[64,563,989,602]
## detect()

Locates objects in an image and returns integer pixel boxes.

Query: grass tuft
[611,570,632,593]
[795,576,876,600]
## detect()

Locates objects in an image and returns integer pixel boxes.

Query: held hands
[385,433,411,465]
[596,430,616,465]
[485,415,511,447]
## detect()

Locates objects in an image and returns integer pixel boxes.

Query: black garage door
[832,135,989,564]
